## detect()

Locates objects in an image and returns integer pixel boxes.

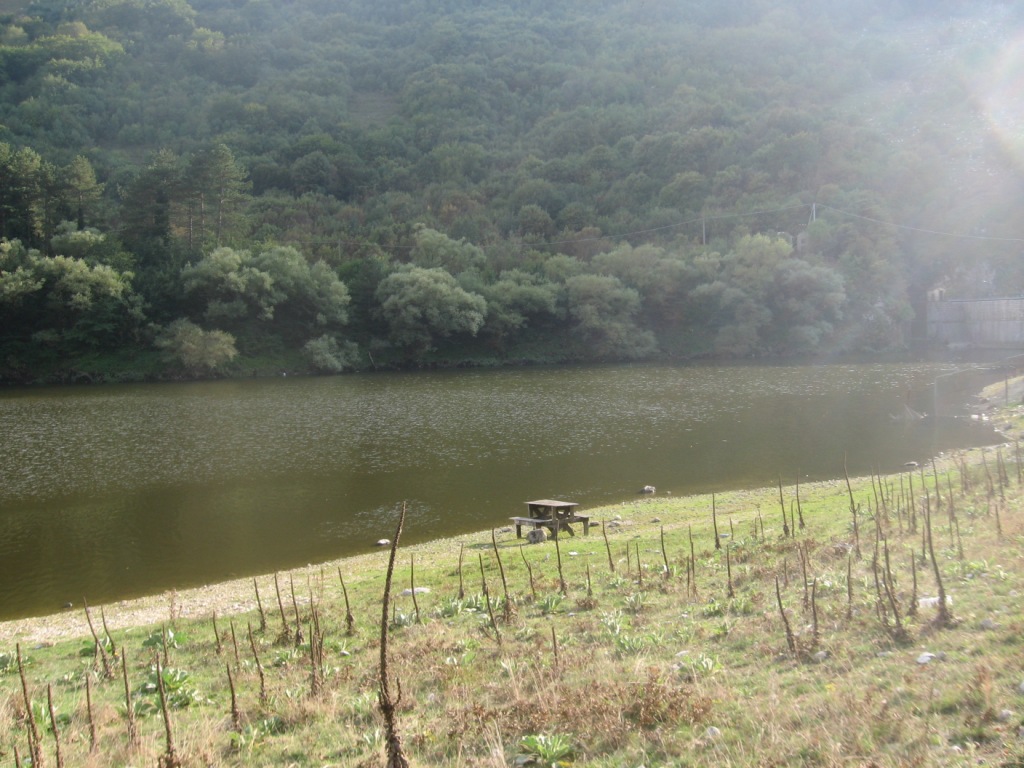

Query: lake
[0,360,1004,620]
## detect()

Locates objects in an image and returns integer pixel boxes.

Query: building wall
[927,298,1024,347]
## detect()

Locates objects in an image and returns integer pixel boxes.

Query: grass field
[2,407,1024,766]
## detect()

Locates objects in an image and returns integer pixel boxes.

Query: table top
[525,499,579,509]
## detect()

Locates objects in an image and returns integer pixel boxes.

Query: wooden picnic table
[510,499,592,539]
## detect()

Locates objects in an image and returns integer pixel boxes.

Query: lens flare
[977,34,1024,169]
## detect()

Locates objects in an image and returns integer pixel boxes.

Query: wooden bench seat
[510,514,592,539]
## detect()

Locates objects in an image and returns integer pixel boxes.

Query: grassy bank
[3,418,1024,766]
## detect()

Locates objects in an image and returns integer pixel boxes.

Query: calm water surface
[0,362,1001,619]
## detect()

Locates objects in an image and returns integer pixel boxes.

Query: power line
[816,204,1024,244]
[276,197,1024,256]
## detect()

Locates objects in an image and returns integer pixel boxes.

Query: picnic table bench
[510,499,592,539]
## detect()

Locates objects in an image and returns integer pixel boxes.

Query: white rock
[704,726,722,741]
[400,587,430,596]
[375,539,390,547]
[917,652,937,665]
[998,709,1013,722]
[812,651,828,663]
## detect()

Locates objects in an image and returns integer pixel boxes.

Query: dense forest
[1,0,1022,382]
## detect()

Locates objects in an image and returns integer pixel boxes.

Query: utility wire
[816,203,1024,244]
[276,198,1024,255]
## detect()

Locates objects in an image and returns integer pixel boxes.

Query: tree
[0,238,140,350]
[181,246,274,323]
[375,265,486,357]
[180,245,351,341]
[409,226,486,275]
[767,257,845,352]
[462,268,561,351]
[119,149,182,250]
[50,221,133,272]
[251,246,351,335]
[303,334,359,373]
[564,273,656,359]
[64,156,103,230]
[184,144,250,249]
[0,144,44,245]
[155,318,237,375]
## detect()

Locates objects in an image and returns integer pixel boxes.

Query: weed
[138,665,211,709]
[623,592,645,614]
[514,733,576,766]
[537,593,565,616]
[229,716,286,753]
[612,633,648,657]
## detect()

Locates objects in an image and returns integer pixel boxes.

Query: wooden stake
[85,674,97,752]
[212,610,223,655]
[457,543,465,600]
[378,503,411,768]
[519,545,537,601]
[726,545,734,599]
[601,519,615,573]
[712,493,720,549]
[226,664,240,732]
[778,476,790,537]
[660,525,670,578]
[247,622,267,709]
[775,577,796,655]
[121,651,138,748]
[47,683,64,768]
[338,568,355,636]
[409,554,421,623]
[156,655,182,768]
[253,579,267,633]
[273,573,291,644]
[17,644,43,767]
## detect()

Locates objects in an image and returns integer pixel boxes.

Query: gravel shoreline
[0,532,482,646]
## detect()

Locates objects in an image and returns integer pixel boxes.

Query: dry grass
[3,409,1024,766]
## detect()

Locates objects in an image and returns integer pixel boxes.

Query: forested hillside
[1,0,1022,381]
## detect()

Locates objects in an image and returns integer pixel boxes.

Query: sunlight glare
[978,34,1024,169]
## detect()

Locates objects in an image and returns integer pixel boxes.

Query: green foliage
[515,733,576,766]
[302,334,358,373]
[141,627,189,649]
[375,265,486,357]
[154,318,237,374]
[0,238,140,353]
[565,273,656,360]
[230,716,286,752]
[0,0,1017,376]
[138,664,211,709]
[181,245,350,338]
